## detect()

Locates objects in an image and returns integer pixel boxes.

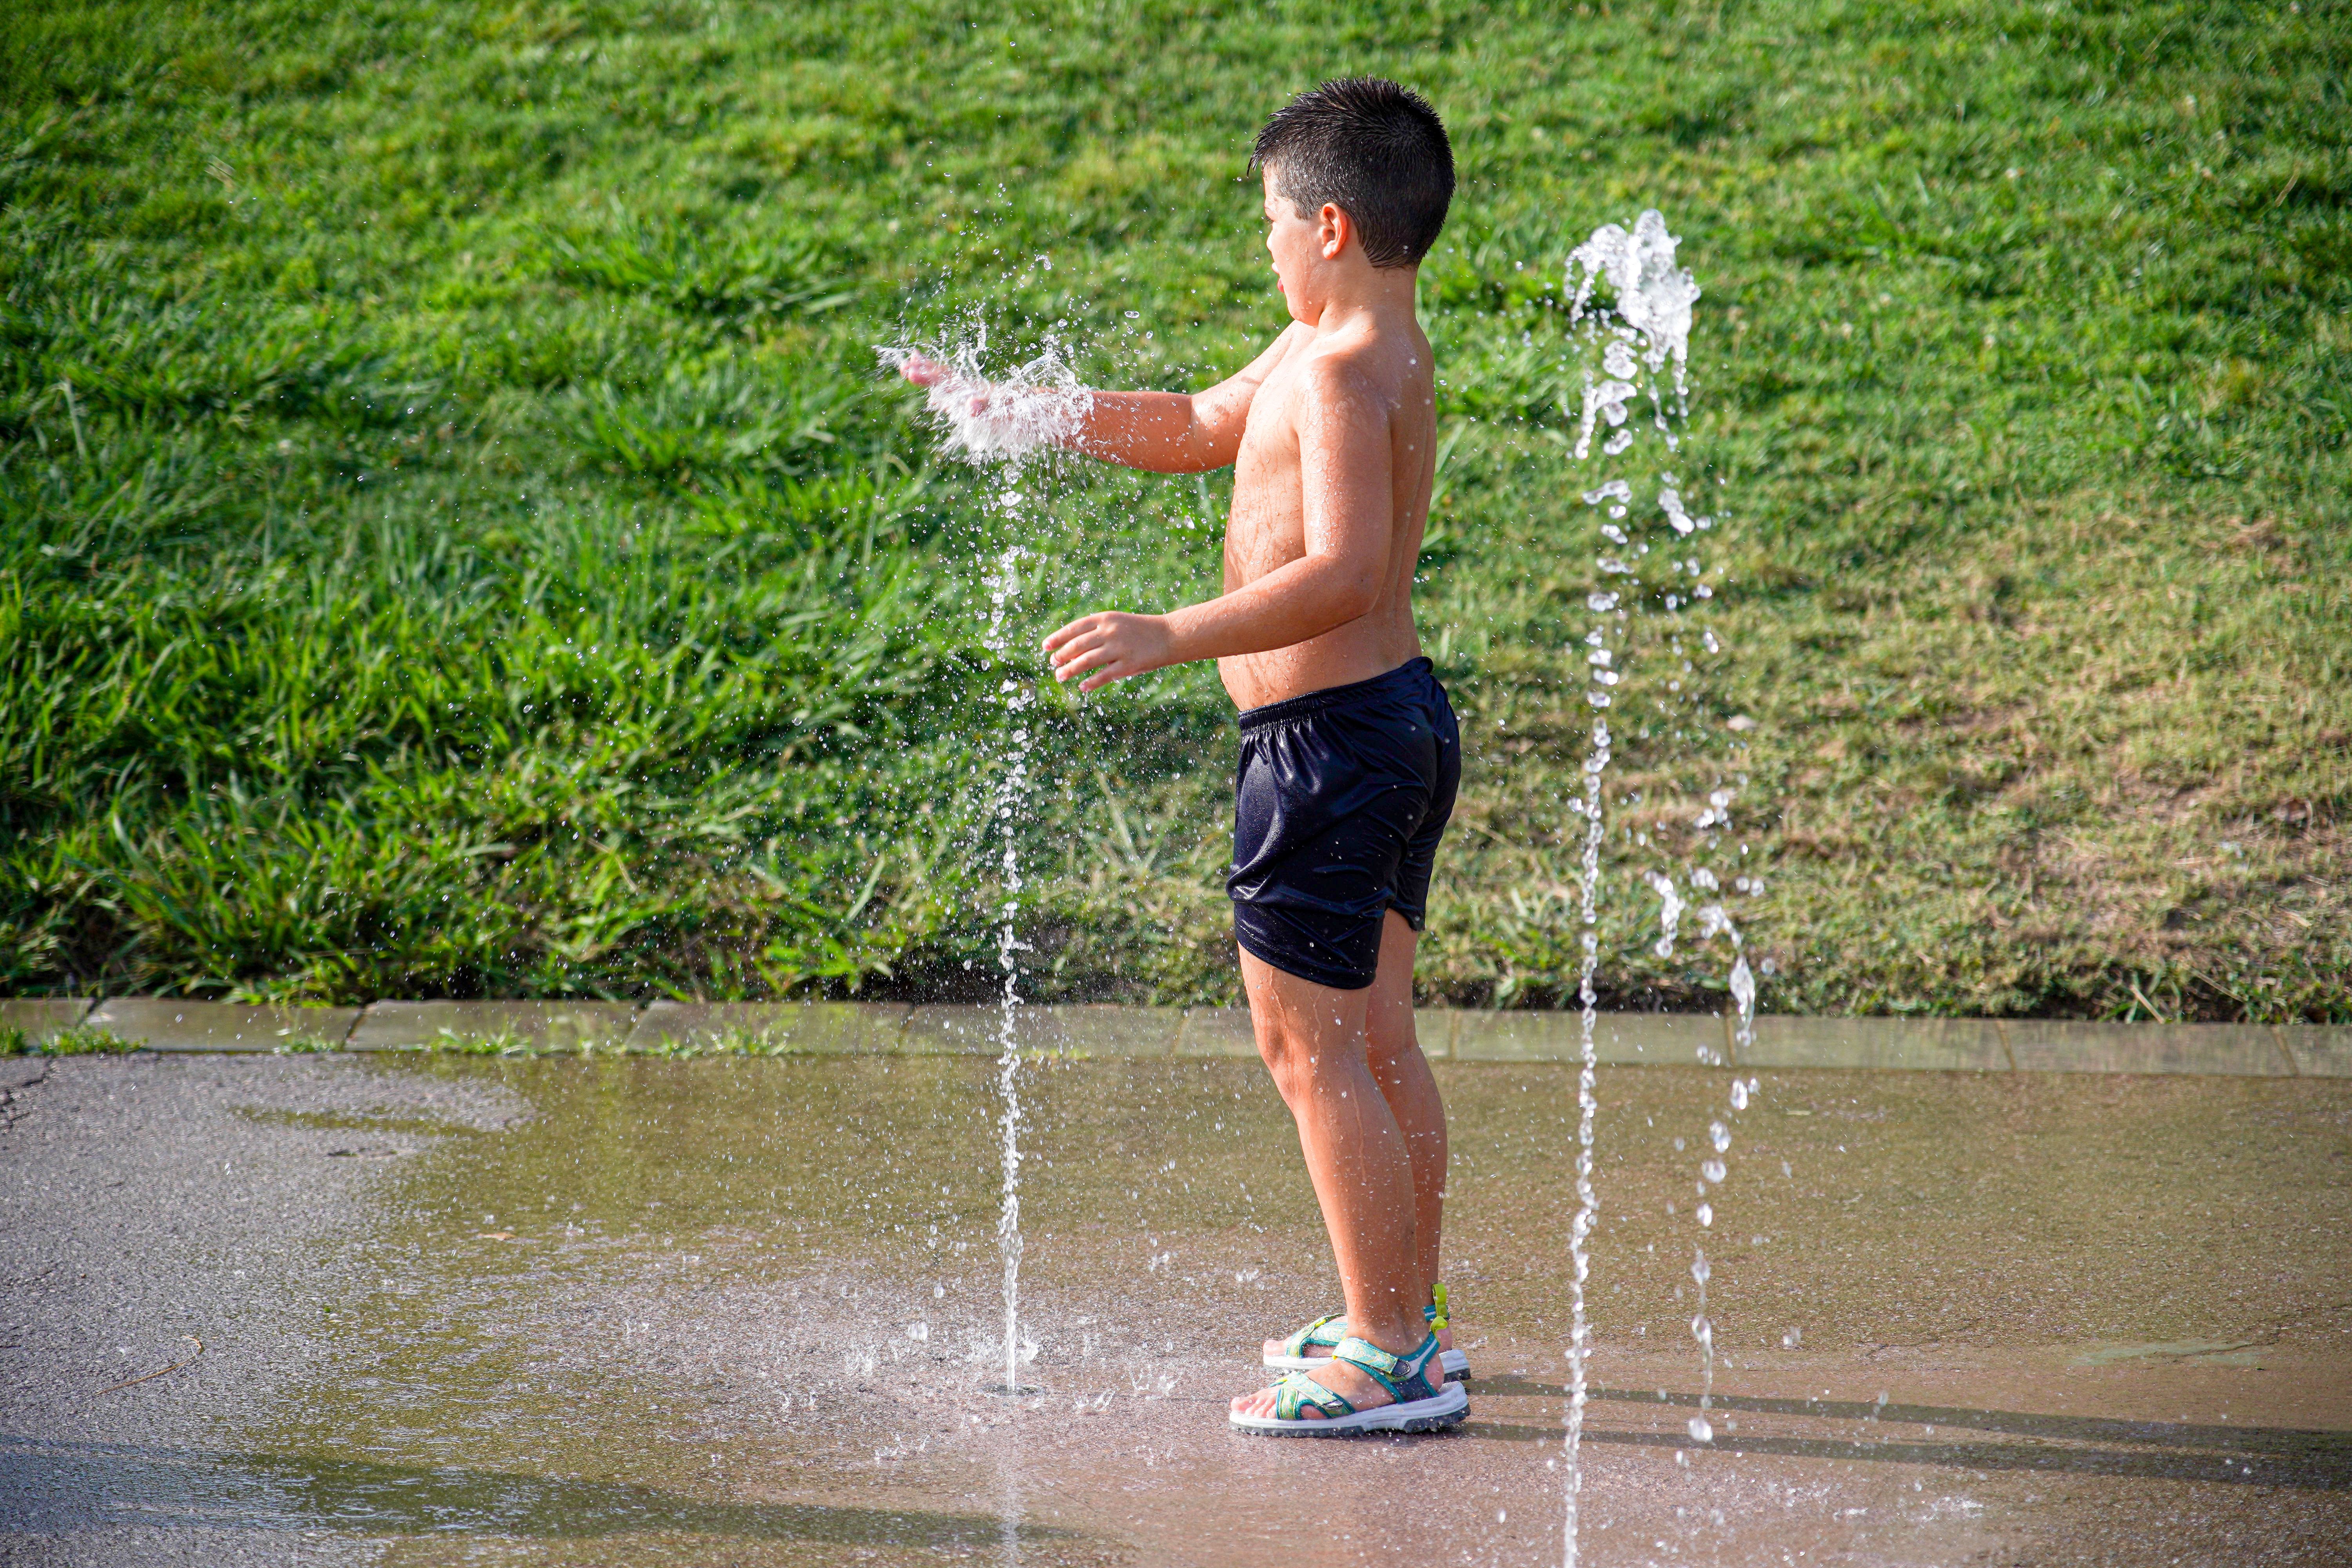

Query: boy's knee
[1252,1022,1315,1092]
[1252,1018,1354,1100]
[1362,1015,1425,1077]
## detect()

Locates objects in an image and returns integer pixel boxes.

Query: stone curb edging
[3,997,2345,1077]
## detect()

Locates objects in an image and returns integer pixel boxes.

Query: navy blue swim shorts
[1227,657,1461,991]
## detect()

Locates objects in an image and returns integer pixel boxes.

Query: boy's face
[1261,167,1329,325]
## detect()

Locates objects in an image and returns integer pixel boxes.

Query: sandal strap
[1335,1336,1404,1378]
[1278,1313,1348,1358]
[1281,1291,1446,1355]
[1332,1333,1442,1404]
[1273,1369,1357,1421]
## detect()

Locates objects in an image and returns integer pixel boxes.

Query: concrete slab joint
[2276,1025,2352,1078]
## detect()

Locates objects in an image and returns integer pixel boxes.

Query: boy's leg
[1363,909,1446,1314]
[1257,909,1450,1366]
[1230,942,1424,1419]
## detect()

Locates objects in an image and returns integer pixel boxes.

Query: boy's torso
[1218,316,1437,713]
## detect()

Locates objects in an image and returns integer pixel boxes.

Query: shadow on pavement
[0,1437,1078,1545]
[1452,1380,2352,1489]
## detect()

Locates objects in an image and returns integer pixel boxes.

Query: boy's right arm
[900,327,1296,475]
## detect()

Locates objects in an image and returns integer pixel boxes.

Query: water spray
[879,331,1073,1399]
[1557,209,1755,1568]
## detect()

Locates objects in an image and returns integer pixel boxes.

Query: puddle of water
[16,1057,2343,1563]
[127,1056,2343,1567]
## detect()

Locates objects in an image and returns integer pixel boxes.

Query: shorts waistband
[1237,657,1437,732]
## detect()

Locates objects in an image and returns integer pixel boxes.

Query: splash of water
[1567,211,1698,461]
[1677,803,1762,1433]
[1643,869,1685,958]
[1681,911,1759,1441]
[878,332,1090,464]
[1687,1250,1715,1442]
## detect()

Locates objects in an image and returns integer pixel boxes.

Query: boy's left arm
[1043,357,1393,690]
[897,332,1294,475]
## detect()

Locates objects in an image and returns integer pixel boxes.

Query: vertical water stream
[982,539,1035,1396]
[880,333,1086,1397]
[1557,210,1761,1564]
[1562,699,1608,1563]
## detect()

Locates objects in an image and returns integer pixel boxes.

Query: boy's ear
[1318,201,1352,260]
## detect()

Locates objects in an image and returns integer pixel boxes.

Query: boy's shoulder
[1289,318,1423,412]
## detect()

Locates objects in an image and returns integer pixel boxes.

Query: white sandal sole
[1229,1379,1469,1437]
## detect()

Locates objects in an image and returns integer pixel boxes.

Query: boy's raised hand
[1042,611,1176,692]
[897,352,998,417]
[896,352,953,387]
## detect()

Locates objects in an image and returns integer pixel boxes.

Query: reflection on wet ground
[7,1054,2350,1565]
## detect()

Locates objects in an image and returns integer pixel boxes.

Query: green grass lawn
[3,0,2345,1020]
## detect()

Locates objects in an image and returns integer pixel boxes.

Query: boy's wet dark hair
[1252,78,1454,269]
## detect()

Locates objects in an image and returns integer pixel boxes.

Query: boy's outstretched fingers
[897,353,950,386]
[1042,611,1174,691]
[898,354,996,417]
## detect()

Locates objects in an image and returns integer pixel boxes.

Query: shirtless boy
[902,78,1465,1436]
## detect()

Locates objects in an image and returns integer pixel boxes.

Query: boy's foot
[1264,1288,1470,1379]
[1262,1318,1466,1377]
[1230,1331,1468,1436]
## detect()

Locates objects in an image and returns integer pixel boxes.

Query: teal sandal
[1231,1330,1468,1437]
[1264,1285,1471,1380]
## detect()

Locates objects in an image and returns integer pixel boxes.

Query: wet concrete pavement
[3,1051,2347,1566]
